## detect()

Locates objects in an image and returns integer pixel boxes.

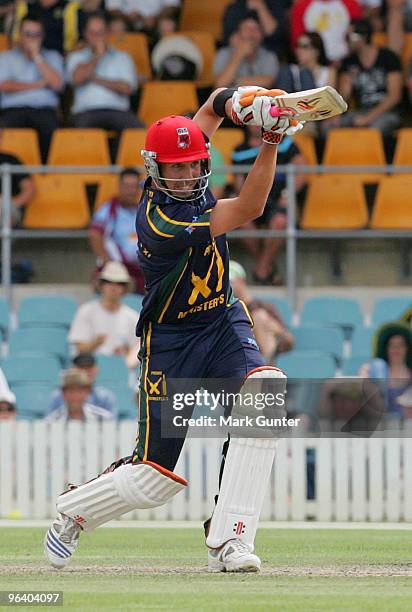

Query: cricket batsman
[44,86,303,572]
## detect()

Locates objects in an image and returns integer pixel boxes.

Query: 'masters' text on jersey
[135,179,235,336]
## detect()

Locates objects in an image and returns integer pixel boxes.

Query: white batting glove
[253,95,304,144]
[231,86,268,126]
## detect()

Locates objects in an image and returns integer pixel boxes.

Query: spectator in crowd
[290,0,363,63]
[232,125,306,285]
[46,352,118,418]
[0,2,14,34]
[45,368,115,422]
[213,13,279,89]
[68,261,140,367]
[336,19,402,136]
[12,0,80,54]
[108,14,128,36]
[222,0,288,57]
[66,12,142,130]
[0,129,36,226]
[89,168,144,294]
[67,0,109,49]
[277,31,336,93]
[0,366,16,421]
[358,321,412,418]
[0,14,64,162]
[151,31,203,80]
[106,0,180,33]
[229,260,294,362]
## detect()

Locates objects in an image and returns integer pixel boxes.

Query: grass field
[0,526,411,611]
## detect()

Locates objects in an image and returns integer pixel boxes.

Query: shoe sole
[208,561,261,573]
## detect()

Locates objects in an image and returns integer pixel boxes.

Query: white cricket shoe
[208,538,261,573]
[44,512,81,568]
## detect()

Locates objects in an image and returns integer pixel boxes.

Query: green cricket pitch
[0,527,411,611]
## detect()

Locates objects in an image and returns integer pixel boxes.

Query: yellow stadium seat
[94,175,120,210]
[180,30,216,87]
[1,129,41,165]
[0,33,9,52]
[48,129,111,166]
[116,128,147,167]
[293,132,318,182]
[322,128,385,183]
[300,176,369,229]
[180,0,232,40]
[393,128,412,165]
[371,176,412,229]
[138,81,198,126]
[23,175,89,228]
[210,128,244,166]
[108,32,152,81]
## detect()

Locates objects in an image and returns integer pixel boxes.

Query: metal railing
[2,163,412,309]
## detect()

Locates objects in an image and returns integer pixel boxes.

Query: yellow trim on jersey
[158,248,192,323]
[155,206,210,227]
[143,322,153,461]
[239,299,254,327]
[146,197,174,238]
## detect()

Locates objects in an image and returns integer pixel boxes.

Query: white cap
[99,261,131,284]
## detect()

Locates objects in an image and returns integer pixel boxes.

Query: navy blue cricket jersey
[135,178,237,336]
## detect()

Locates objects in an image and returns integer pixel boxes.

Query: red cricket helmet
[141,115,211,201]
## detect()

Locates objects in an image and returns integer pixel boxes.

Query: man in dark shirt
[45,86,302,573]
[0,131,35,226]
[222,0,289,58]
[337,19,402,136]
[13,0,76,54]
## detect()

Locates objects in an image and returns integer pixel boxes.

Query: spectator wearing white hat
[68,261,140,367]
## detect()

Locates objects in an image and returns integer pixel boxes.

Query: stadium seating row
[3,126,412,229]
[4,120,412,169]
[0,294,408,337]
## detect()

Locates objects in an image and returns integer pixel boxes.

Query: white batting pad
[57,462,187,531]
[206,437,277,550]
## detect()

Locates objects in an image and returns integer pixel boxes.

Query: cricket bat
[239,86,348,121]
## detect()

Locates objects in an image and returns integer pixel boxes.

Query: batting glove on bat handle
[231,86,286,126]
